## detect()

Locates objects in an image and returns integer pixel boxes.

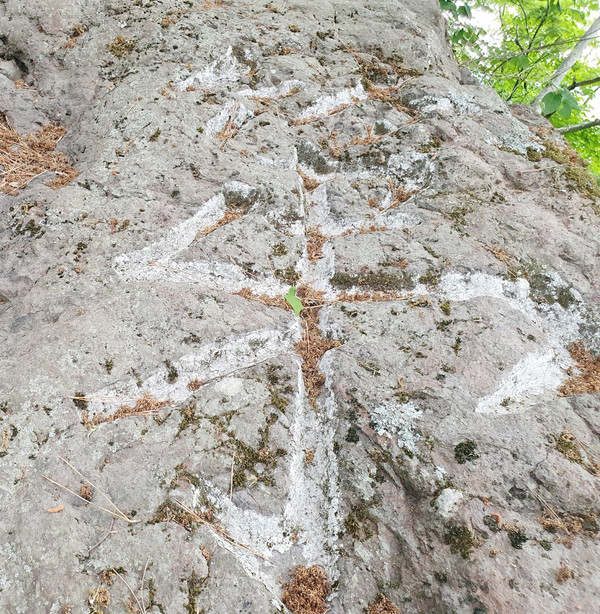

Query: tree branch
[567,76,600,90]
[557,119,600,134]
[532,15,600,109]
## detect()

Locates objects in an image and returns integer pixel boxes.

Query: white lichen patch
[297,83,367,123]
[416,91,483,117]
[113,192,286,295]
[114,194,225,272]
[239,79,305,100]
[435,488,463,519]
[387,151,433,192]
[257,153,298,170]
[278,359,341,578]
[299,241,336,298]
[186,478,292,601]
[192,478,291,557]
[307,183,421,237]
[85,325,298,416]
[370,401,422,452]
[178,47,249,90]
[439,271,583,413]
[206,100,254,137]
[224,180,256,199]
[476,349,564,414]
[496,131,543,156]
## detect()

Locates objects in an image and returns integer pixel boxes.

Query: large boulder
[1,1,599,612]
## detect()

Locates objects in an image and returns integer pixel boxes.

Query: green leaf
[439,0,458,17]
[457,4,472,18]
[512,54,529,70]
[284,286,304,316]
[541,91,562,116]
[560,88,579,109]
[555,87,579,119]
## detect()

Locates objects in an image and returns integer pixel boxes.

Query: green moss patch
[443,524,477,559]
[331,270,415,292]
[454,440,479,464]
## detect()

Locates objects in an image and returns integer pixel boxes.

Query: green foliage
[440,0,600,173]
[540,88,578,119]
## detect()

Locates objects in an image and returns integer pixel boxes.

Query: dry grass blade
[42,474,137,524]
[236,287,288,309]
[59,456,138,521]
[114,568,146,614]
[336,290,412,303]
[559,341,600,396]
[306,227,328,263]
[172,499,270,561]
[82,392,171,427]
[87,518,117,557]
[293,95,363,126]
[193,210,244,241]
[486,244,517,277]
[349,124,386,147]
[295,287,340,406]
[298,168,320,191]
[529,487,562,522]
[41,456,139,523]
[215,102,240,149]
[530,485,599,535]
[0,117,78,194]
[69,395,141,403]
[228,453,235,521]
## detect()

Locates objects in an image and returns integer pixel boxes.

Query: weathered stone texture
[1,1,599,613]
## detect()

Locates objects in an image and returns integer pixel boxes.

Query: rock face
[1,1,599,613]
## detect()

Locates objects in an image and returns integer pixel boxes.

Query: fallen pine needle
[114,568,146,614]
[42,457,139,524]
[173,499,270,562]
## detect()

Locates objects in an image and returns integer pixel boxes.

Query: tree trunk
[1,1,599,613]
[531,15,600,109]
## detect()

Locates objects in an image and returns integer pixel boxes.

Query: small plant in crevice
[184,570,207,614]
[164,360,179,383]
[345,426,359,443]
[539,508,599,536]
[107,35,135,57]
[344,497,379,541]
[82,393,170,428]
[72,391,89,411]
[555,566,575,583]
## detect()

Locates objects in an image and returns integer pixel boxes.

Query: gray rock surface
[1,1,599,613]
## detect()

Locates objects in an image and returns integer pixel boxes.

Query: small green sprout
[285,286,303,316]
